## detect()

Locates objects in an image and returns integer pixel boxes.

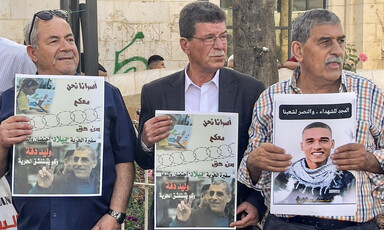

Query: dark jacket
[135,68,267,221]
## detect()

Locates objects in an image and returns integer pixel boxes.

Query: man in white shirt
[135,2,266,229]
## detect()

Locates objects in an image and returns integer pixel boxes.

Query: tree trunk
[232,0,278,87]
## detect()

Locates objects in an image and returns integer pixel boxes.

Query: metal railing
[134,170,154,230]
[122,169,154,230]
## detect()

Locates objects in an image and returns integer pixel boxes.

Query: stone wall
[1,0,383,75]
[98,0,192,74]
[328,0,384,69]
[0,0,59,43]
[106,68,182,120]
[0,0,194,75]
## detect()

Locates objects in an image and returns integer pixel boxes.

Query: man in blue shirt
[0,10,135,229]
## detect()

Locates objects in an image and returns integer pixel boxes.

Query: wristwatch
[107,209,127,224]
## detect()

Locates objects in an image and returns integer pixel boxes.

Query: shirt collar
[184,63,220,92]
[289,67,347,93]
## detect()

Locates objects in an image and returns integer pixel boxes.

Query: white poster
[271,93,357,216]
[13,74,104,197]
[154,111,238,229]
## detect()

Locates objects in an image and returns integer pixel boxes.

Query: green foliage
[343,44,360,72]
[125,163,154,230]
[125,189,145,230]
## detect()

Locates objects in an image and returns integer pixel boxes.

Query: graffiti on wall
[114,32,148,74]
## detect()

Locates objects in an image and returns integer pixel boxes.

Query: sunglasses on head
[28,9,69,45]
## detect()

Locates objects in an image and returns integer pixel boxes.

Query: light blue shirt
[0,38,37,95]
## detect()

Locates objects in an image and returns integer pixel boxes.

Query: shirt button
[53,213,57,218]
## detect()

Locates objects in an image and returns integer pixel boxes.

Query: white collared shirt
[184,67,220,112]
[141,66,220,151]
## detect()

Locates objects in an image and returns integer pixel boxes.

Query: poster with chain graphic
[154,111,237,230]
[271,93,357,216]
[12,74,104,197]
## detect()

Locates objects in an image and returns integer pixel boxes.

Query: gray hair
[292,9,341,44]
[76,145,97,161]
[24,15,68,48]
[179,1,226,40]
[23,21,32,46]
[211,180,231,195]
[24,17,41,48]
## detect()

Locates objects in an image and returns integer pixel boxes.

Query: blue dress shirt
[0,82,135,230]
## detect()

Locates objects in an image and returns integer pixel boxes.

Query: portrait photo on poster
[154,111,238,229]
[271,93,357,216]
[12,74,104,197]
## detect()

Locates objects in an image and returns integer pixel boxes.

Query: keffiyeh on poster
[271,93,357,216]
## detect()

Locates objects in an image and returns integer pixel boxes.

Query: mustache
[56,52,76,59]
[208,50,225,57]
[324,56,343,65]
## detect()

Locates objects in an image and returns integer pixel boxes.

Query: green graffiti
[114,32,148,74]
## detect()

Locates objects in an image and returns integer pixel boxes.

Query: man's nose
[59,39,72,50]
[330,40,344,57]
[213,37,225,49]
[313,141,322,149]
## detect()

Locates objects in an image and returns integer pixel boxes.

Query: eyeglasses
[28,10,69,45]
[193,33,232,46]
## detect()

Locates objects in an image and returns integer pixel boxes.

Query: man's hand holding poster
[271,93,357,216]
[154,111,237,229]
[12,74,104,197]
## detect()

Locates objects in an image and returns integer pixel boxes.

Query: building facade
[1,0,383,73]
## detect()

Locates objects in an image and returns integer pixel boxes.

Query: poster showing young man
[271,93,357,216]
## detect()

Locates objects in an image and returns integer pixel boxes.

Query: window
[275,0,326,63]
[220,0,326,64]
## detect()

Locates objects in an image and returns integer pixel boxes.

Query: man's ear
[27,45,38,63]
[180,38,190,55]
[292,41,303,62]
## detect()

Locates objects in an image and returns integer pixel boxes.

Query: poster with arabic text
[271,93,357,216]
[154,111,237,230]
[12,74,104,197]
